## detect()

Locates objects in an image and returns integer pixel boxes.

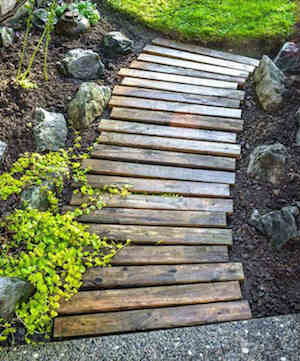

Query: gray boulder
[0,26,15,47]
[247,143,288,185]
[249,206,299,249]
[34,107,67,152]
[0,140,7,162]
[0,0,16,15]
[68,82,111,130]
[58,49,105,80]
[55,10,90,38]
[274,42,300,74]
[20,181,55,211]
[103,32,133,56]
[254,55,286,112]
[0,277,34,320]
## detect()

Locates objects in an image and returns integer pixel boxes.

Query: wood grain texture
[81,263,244,289]
[82,174,231,197]
[130,60,246,85]
[152,37,260,67]
[67,207,227,227]
[85,224,233,245]
[113,85,240,108]
[91,144,236,171]
[98,132,241,158]
[71,193,234,213]
[98,119,237,144]
[83,159,236,184]
[144,44,254,73]
[121,77,245,100]
[111,107,243,132]
[53,301,252,338]
[119,68,238,89]
[58,281,242,314]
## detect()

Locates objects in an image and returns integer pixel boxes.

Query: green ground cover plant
[107,0,297,42]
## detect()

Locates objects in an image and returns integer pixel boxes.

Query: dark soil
[1,0,300,346]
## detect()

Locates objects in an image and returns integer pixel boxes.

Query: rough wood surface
[130,60,246,85]
[152,37,260,67]
[98,119,237,144]
[121,77,245,100]
[144,44,254,73]
[98,132,241,158]
[71,193,233,213]
[83,159,236,184]
[85,224,233,245]
[119,68,238,89]
[113,85,240,108]
[81,175,231,197]
[111,107,243,132]
[91,144,236,171]
[67,207,227,227]
[81,263,244,289]
[53,301,252,338]
[58,281,242,314]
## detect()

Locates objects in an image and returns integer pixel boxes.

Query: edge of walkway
[2,314,299,361]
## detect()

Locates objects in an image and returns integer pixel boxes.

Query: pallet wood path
[54,38,258,339]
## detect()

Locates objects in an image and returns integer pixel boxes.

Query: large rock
[274,42,300,74]
[68,82,111,130]
[0,26,15,47]
[103,32,133,56]
[34,108,67,152]
[58,49,104,80]
[55,10,90,38]
[0,0,16,15]
[20,181,55,211]
[247,143,288,185]
[0,277,34,320]
[0,140,7,162]
[254,55,286,112]
[249,206,299,249]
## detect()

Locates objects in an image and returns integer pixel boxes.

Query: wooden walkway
[54,37,259,339]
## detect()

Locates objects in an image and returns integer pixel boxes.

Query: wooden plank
[85,224,233,245]
[83,159,236,184]
[99,119,237,144]
[130,60,246,85]
[81,263,244,289]
[152,37,260,67]
[98,132,241,159]
[67,207,227,227]
[111,107,243,133]
[71,193,234,213]
[53,301,252,338]
[113,85,240,108]
[119,68,238,89]
[82,175,231,197]
[144,44,254,73]
[58,282,242,314]
[121,77,245,100]
[91,144,236,171]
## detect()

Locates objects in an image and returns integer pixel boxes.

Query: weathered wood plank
[111,107,243,132]
[119,68,238,89]
[82,175,231,197]
[98,119,237,144]
[91,144,236,171]
[121,77,245,100]
[53,301,252,338]
[71,193,234,213]
[144,44,254,73]
[152,37,260,67]
[98,132,240,159]
[85,224,233,245]
[81,263,244,289]
[130,60,246,85]
[58,281,242,314]
[113,85,240,108]
[83,159,236,184]
[67,207,227,227]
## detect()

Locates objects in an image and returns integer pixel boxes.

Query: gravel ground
[1,315,299,361]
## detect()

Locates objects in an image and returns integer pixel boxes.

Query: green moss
[107,0,297,42]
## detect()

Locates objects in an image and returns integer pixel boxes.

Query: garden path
[53,38,259,339]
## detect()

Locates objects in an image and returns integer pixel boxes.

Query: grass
[106,0,297,42]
